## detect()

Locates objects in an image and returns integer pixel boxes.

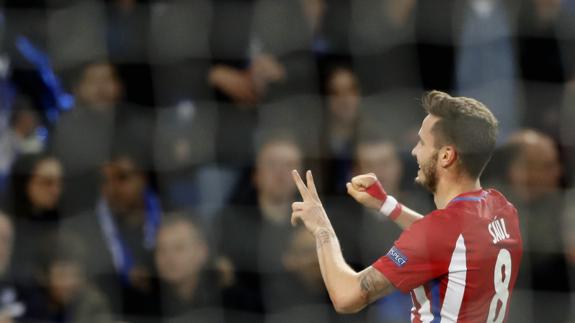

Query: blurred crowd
[0,0,574,322]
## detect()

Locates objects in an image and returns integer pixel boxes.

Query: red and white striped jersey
[373,189,523,323]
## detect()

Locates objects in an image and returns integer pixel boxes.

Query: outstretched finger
[292,170,310,200]
[306,170,319,199]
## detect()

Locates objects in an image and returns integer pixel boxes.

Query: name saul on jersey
[488,218,510,244]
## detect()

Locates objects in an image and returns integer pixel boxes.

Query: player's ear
[440,145,457,168]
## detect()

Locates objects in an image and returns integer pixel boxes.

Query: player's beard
[416,151,439,193]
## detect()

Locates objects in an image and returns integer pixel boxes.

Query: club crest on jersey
[387,246,408,267]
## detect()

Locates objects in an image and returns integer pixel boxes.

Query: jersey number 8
[487,249,511,323]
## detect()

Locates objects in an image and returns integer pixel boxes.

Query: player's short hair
[422,90,498,179]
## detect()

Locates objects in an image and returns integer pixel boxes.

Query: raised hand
[346,173,387,210]
[291,170,332,235]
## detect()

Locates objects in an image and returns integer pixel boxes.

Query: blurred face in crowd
[0,215,13,276]
[327,68,360,126]
[254,141,303,203]
[534,0,562,21]
[75,63,122,111]
[102,157,146,214]
[13,109,39,138]
[508,131,562,201]
[155,220,208,286]
[27,158,63,211]
[411,115,440,193]
[356,141,403,195]
[283,228,322,289]
[48,261,84,306]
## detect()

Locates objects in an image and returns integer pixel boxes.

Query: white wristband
[379,195,399,217]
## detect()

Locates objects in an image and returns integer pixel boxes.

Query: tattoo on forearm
[316,229,333,250]
[360,274,376,294]
[358,267,392,304]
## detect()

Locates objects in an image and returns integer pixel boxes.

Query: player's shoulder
[484,188,518,213]
[415,207,460,231]
[484,188,510,202]
[446,188,514,210]
[436,189,505,220]
[417,189,516,226]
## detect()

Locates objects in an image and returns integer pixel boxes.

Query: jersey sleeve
[372,210,462,293]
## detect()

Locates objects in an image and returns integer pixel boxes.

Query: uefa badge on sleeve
[386,246,408,267]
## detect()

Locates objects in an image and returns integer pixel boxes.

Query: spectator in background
[350,0,420,94]
[518,0,575,138]
[22,233,113,323]
[250,0,350,101]
[3,153,64,284]
[71,61,123,110]
[214,133,303,323]
[153,215,223,323]
[52,60,120,212]
[251,0,349,166]
[250,0,323,100]
[148,0,214,105]
[495,129,569,323]
[320,66,361,196]
[0,212,26,322]
[264,227,333,323]
[503,130,564,201]
[2,0,73,124]
[208,0,343,200]
[208,0,259,170]
[209,0,258,106]
[105,0,154,107]
[61,151,161,322]
[0,96,44,192]
[52,61,154,213]
[455,0,520,141]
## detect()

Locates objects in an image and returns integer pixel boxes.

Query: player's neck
[434,176,481,209]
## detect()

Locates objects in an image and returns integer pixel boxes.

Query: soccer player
[291,90,523,322]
